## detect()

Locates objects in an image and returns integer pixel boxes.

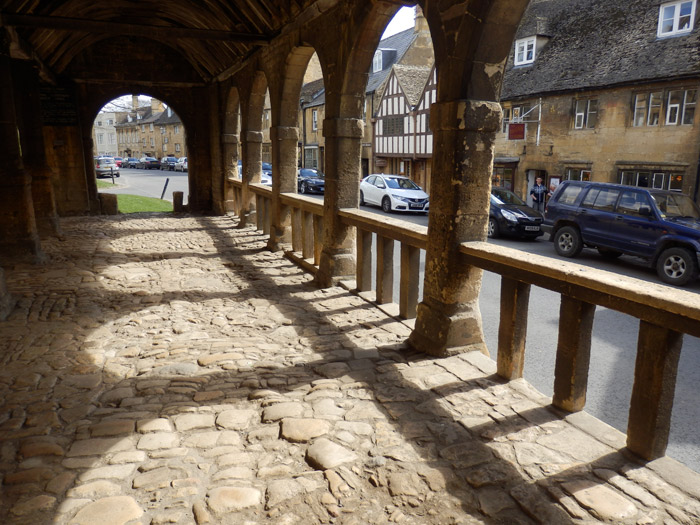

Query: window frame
[574,99,598,129]
[514,36,536,66]
[312,109,318,131]
[657,0,696,37]
[372,50,383,73]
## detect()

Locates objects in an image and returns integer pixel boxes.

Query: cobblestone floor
[1,213,699,525]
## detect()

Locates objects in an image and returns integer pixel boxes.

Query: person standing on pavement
[530,177,550,212]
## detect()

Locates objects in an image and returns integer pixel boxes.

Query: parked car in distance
[544,180,700,286]
[359,174,429,213]
[297,168,325,194]
[94,157,119,178]
[174,157,188,172]
[137,157,160,169]
[113,156,123,168]
[236,160,272,185]
[124,157,139,168]
[160,156,179,171]
[489,187,543,239]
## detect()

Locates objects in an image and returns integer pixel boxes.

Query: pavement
[1,212,699,525]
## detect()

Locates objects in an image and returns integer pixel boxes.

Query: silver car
[94,157,119,178]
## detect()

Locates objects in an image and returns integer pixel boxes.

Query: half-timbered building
[373,64,432,187]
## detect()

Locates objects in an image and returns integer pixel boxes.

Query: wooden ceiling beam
[0,13,271,45]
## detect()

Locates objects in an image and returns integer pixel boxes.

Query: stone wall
[0,268,14,321]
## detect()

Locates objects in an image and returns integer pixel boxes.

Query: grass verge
[117,194,173,213]
[95,179,118,189]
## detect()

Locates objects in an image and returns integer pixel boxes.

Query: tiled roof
[366,28,416,93]
[155,109,183,125]
[502,0,700,100]
[393,64,432,107]
[300,78,325,108]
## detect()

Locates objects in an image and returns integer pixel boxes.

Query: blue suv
[544,181,700,286]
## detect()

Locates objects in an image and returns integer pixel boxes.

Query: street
[99,167,190,204]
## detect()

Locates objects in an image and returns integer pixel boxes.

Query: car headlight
[501,210,518,222]
[391,194,410,202]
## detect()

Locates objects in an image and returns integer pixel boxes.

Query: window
[557,184,584,205]
[174,125,179,134]
[150,138,154,147]
[97,134,104,144]
[617,191,652,216]
[620,170,683,191]
[514,37,536,65]
[383,116,404,136]
[667,89,697,124]
[502,105,531,133]
[108,119,113,125]
[149,124,154,131]
[582,187,620,211]
[108,133,116,144]
[141,125,145,132]
[492,167,514,191]
[312,109,318,131]
[633,92,663,126]
[658,0,696,37]
[164,137,169,144]
[175,144,181,152]
[574,99,598,129]
[97,121,102,127]
[565,168,592,181]
[160,127,165,134]
[162,144,167,152]
[373,50,382,73]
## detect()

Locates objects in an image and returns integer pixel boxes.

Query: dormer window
[658,0,696,37]
[514,37,536,66]
[373,50,383,73]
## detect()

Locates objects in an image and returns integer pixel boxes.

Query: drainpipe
[301,102,307,169]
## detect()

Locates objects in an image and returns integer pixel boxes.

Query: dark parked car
[124,157,139,168]
[297,168,325,194]
[544,180,700,286]
[488,187,543,239]
[160,156,179,170]
[137,157,160,169]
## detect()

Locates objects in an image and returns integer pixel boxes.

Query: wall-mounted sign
[40,86,78,126]
[508,123,525,140]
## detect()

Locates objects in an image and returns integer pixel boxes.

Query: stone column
[222,133,239,212]
[267,125,299,251]
[237,130,263,228]
[0,40,43,261]
[316,117,364,287]
[408,100,502,357]
[0,267,14,321]
[13,61,62,237]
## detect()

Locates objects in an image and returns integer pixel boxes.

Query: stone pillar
[0,267,14,321]
[222,133,239,212]
[13,61,62,237]
[316,117,364,287]
[237,130,263,228]
[267,125,299,251]
[0,41,43,261]
[408,100,502,357]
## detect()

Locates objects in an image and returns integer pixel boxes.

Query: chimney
[132,95,139,110]
[151,98,164,112]
[414,6,429,34]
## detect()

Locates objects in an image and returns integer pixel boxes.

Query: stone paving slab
[0,213,699,524]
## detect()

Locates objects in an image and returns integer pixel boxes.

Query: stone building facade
[115,98,188,160]
[495,0,700,205]
[91,112,123,157]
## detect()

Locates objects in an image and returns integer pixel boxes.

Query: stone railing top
[339,208,428,249]
[460,241,700,337]
[279,193,324,215]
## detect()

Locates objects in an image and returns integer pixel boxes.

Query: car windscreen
[300,169,323,178]
[385,177,420,190]
[491,189,525,206]
[650,192,700,219]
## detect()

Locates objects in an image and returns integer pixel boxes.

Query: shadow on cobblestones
[0,213,698,524]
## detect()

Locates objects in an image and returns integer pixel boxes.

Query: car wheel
[359,191,365,206]
[381,196,392,213]
[300,182,307,194]
[554,226,583,257]
[487,217,499,239]
[656,247,697,286]
[598,248,622,259]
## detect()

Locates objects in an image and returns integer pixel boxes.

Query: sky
[382,6,416,39]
